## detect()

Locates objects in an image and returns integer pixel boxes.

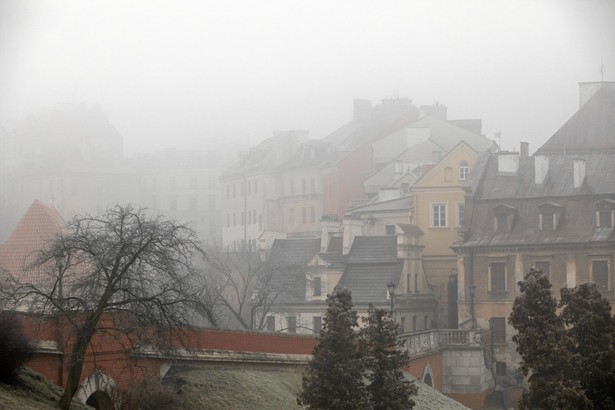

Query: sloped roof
[337,260,404,304]
[459,153,615,248]
[346,196,413,216]
[269,238,321,267]
[537,85,615,154]
[0,200,64,283]
[409,116,495,153]
[346,236,398,264]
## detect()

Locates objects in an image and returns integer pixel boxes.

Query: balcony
[398,329,482,358]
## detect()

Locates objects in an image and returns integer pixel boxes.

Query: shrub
[0,311,34,384]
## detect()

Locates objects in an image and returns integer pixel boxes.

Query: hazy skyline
[1,0,613,155]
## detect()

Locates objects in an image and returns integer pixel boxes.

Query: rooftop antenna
[600,57,607,81]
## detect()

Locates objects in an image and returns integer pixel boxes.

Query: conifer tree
[361,304,417,410]
[560,283,615,409]
[509,268,591,409]
[298,288,367,409]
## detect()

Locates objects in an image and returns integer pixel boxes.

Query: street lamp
[387,281,396,312]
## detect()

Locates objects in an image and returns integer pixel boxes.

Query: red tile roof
[0,200,64,283]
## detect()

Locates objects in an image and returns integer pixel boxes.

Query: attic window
[538,202,564,231]
[494,204,516,233]
[594,199,615,228]
[459,161,469,181]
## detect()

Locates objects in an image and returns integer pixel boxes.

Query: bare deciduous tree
[5,205,215,410]
[203,242,304,331]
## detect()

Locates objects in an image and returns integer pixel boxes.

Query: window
[209,220,216,235]
[313,277,322,297]
[432,203,447,227]
[424,315,429,330]
[241,182,245,197]
[189,197,198,211]
[302,179,307,193]
[310,178,315,193]
[592,260,609,291]
[208,197,216,210]
[310,207,316,223]
[456,203,465,228]
[247,180,251,195]
[400,317,406,334]
[189,177,197,189]
[534,261,550,277]
[386,225,396,235]
[598,210,613,228]
[490,262,506,292]
[594,199,615,227]
[287,316,297,333]
[313,316,322,334]
[290,180,295,194]
[494,204,516,233]
[266,316,276,332]
[302,207,307,224]
[491,317,506,343]
[412,316,417,332]
[232,184,236,198]
[259,215,263,230]
[289,208,295,225]
[241,212,245,225]
[226,186,230,199]
[226,214,230,228]
[233,213,236,226]
[254,180,257,194]
[208,176,216,189]
[495,361,507,376]
[459,160,469,180]
[541,212,555,230]
[496,215,509,233]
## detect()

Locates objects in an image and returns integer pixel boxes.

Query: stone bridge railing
[398,329,482,358]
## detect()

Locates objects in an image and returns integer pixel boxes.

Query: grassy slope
[170,368,470,410]
[0,367,90,410]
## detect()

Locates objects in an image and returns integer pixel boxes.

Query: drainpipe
[469,249,477,329]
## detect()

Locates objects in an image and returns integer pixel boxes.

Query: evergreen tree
[298,288,368,409]
[361,304,417,410]
[509,268,591,410]
[560,283,615,409]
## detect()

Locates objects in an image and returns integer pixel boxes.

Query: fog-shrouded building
[453,81,615,389]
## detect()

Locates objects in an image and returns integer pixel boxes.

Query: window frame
[489,262,507,293]
[490,317,506,344]
[459,161,470,181]
[591,259,610,291]
[431,203,448,228]
[456,202,465,228]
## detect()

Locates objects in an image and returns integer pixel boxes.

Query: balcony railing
[398,329,482,358]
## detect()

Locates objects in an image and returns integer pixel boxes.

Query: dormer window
[494,204,516,233]
[459,160,469,181]
[538,202,564,231]
[594,199,615,228]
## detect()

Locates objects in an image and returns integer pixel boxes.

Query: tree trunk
[59,325,96,410]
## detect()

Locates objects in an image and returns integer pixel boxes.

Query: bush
[118,378,182,410]
[0,311,34,384]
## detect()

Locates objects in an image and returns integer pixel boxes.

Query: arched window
[423,373,433,387]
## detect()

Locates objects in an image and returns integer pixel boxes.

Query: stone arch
[76,368,117,410]
[422,361,434,387]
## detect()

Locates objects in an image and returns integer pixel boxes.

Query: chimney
[497,152,520,175]
[353,99,371,121]
[520,142,529,157]
[573,158,586,189]
[320,216,341,252]
[432,151,442,164]
[534,155,549,184]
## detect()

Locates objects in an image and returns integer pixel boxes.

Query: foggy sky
[1,0,613,155]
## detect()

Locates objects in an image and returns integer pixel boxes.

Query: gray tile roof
[337,260,404,305]
[269,238,321,267]
[346,236,398,264]
[537,84,615,154]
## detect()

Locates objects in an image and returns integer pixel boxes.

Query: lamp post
[387,281,396,312]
